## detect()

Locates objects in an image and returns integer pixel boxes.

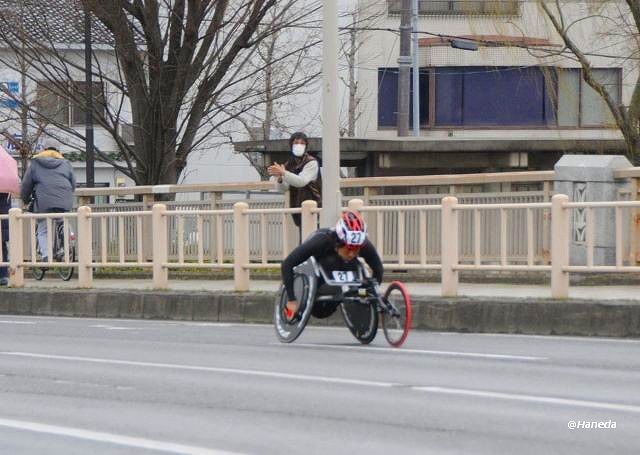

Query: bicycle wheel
[340,300,378,345]
[32,266,46,280]
[31,237,46,280]
[274,273,315,343]
[382,281,412,347]
[58,245,76,281]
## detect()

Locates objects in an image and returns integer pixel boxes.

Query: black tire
[58,246,76,281]
[340,300,378,345]
[31,235,46,280]
[382,281,412,348]
[32,266,45,281]
[274,273,314,343]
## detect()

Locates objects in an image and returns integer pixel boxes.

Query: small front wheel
[382,281,412,347]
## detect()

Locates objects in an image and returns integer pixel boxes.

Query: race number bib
[332,271,355,282]
[348,231,364,245]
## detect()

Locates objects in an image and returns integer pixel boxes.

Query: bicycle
[274,256,412,347]
[32,217,76,281]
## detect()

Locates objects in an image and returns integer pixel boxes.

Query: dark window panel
[378,68,429,128]
[435,66,557,127]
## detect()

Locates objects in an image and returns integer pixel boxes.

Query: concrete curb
[1,289,639,338]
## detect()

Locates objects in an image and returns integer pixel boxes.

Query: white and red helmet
[335,210,367,249]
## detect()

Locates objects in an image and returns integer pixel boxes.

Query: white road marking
[90,325,147,331]
[438,332,640,344]
[0,321,37,325]
[0,352,401,388]
[0,417,240,454]
[289,343,547,361]
[413,386,640,414]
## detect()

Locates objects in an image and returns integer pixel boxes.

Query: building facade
[355,0,631,175]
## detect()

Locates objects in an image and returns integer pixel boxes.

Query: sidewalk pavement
[19,278,640,301]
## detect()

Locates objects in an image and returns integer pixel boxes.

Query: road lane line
[89,325,149,330]
[289,343,547,361]
[413,386,640,414]
[0,352,401,388]
[0,418,240,454]
[0,321,37,325]
[439,332,640,344]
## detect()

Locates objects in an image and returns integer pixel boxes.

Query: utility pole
[321,0,341,227]
[397,0,412,137]
[84,7,95,188]
[412,0,420,136]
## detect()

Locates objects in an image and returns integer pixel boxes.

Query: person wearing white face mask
[268,132,322,231]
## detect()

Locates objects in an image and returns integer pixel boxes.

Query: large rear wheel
[382,281,412,347]
[274,273,314,343]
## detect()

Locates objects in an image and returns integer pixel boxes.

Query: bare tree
[538,0,640,161]
[338,2,385,138]
[229,1,323,179]
[0,0,325,185]
[0,12,52,177]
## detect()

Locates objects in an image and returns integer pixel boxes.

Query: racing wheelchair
[274,256,412,347]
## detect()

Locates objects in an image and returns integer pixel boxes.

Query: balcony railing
[387,0,520,16]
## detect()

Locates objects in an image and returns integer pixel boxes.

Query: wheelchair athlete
[281,210,383,322]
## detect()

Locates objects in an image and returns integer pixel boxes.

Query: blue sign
[5,133,20,154]
[0,81,19,109]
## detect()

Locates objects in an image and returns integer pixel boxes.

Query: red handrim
[382,281,412,347]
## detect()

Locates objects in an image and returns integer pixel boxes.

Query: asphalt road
[0,315,639,454]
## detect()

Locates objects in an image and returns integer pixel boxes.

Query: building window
[434,66,556,127]
[387,0,519,16]
[581,69,619,126]
[71,81,106,126]
[378,68,428,128]
[391,66,622,128]
[36,81,70,125]
[36,81,105,126]
[556,68,620,127]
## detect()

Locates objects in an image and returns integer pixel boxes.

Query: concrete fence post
[152,203,168,289]
[76,206,93,288]
[8,208,24,287]
[234,201,250,291]
[301,200,318,242]
[142,193,157,261]
[551,194,570,298]
[78,195,92,206]
[441,196,459,297]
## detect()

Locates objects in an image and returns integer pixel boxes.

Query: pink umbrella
[0,145,19,195]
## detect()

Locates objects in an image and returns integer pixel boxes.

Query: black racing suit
[281,228,384,318]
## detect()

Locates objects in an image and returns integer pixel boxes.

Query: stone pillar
[554,155,632,266]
